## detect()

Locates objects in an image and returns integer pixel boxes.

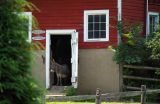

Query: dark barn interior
[50,35,72,86]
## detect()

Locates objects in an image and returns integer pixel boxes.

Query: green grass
[47,102,140,104]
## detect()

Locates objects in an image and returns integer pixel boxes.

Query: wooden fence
[46,85,160,104]
[95,85,160,104]
[121,65,160,91]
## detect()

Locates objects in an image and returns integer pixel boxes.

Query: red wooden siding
[149,2,160,12]
[122,0,145,22]
[30,0,118,49]
[122,0,146,35]
[149,0,160,4]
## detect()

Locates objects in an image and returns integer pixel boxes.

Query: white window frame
[147,12,159,36]
[21,12,32,42]
[84,10,109,42]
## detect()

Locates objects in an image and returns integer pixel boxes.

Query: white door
[71,32,78,88]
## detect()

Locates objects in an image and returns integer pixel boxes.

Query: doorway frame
[45,29,76,88]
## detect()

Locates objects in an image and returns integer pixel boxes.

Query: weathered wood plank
[95,88,101,104]
[141,85,146,104]
[101,89,160,98]
[125,86,141,90]
[123,65,160,70]
[123,75,160,82]
[101,91,142,98]
[45,89,160,102]
[46,95,95,102]
[146,89,160,94]
[119,64,124,91]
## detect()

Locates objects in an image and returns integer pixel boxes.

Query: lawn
[47,102,139,104]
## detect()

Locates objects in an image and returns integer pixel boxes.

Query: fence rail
[121,64,160,91]
[46,85,160,104]
[96,85,160,104]
[123,75,160,82]
[123,65,160,70]
[46,95,95,102]
[125,86,142,90]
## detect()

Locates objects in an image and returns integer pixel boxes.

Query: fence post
[119,63,124,91]
[141,85,146,104]
[95,88,101,104]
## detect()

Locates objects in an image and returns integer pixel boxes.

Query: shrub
[114,22,148,64]
[64,86,77,96]
[0,1,43,104]
[146,32,160,60]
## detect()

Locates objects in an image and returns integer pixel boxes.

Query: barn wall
[29,0,120,93]
[32,51,46,87]
[29,0,160,94]
[30,0,118,48]
[78,49,119,94]
[148,4,160,12]
[122,0,145,22]
[31,49,120,94]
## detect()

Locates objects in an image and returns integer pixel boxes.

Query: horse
[50,58,70,86]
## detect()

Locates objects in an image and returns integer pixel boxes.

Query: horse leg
[57,75,59,86]
[60,76,62,86]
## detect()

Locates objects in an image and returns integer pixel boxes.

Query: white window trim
[14,12,32,42]
[21,12,32,42]
[147,12,159,36]
[84,10,109,42]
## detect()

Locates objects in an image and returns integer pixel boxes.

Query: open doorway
[46,30,78,88]
[50,35,72,86]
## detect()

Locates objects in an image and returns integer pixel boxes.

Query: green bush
[0,1,44,104]
[114,22,148,64]
[115,22,160,102]
[114,21,160,66]
[145,32,160,66]
[64,86,77,96]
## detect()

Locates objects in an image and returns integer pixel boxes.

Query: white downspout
[118,0,123,92]
[118,0,122,44]
[118,0,122,21]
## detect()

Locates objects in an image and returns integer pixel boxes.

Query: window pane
[88,23,93,30]
[94,23,100,30]
[88,31,93,39]
[94,31,99,38]
[101,23,106,30]
[149,15,159,34]
[95,15,100,22]
[150,16,154,33]
[101,15,106,22]
[100,31,106,38]
[88,15,93,22]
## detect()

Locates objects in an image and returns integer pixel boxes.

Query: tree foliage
[114,21,160,66]
[146,32,160,60]
[0,0,43,104]
[114,22,148,64]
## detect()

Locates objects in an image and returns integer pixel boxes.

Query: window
[84,10,109,42]
[148,12,159,35]
[20,12,32,42]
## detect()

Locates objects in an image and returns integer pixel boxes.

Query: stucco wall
[31,49,120,94]
[32,51,46,87]
[77,49,120,94]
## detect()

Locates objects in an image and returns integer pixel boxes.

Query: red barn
[28,0,160,94]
